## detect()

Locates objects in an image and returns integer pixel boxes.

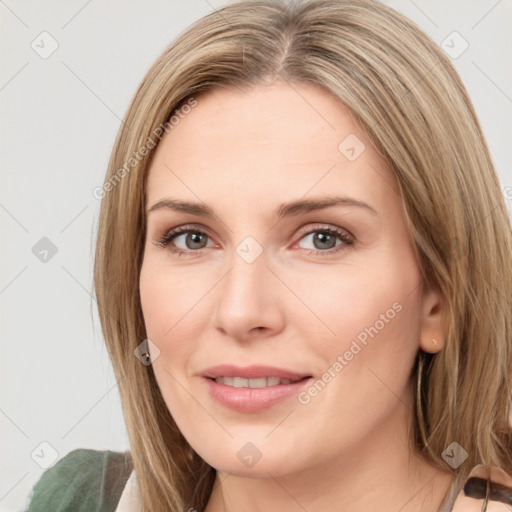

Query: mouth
[210,376,308,387]
[200,365,313,412]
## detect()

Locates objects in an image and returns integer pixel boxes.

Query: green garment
[24,449,133,512]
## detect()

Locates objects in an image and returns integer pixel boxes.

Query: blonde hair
[93,0,512,510]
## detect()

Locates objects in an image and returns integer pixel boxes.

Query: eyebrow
[146,195,378,218]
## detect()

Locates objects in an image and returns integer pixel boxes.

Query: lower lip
[203,377,313,412]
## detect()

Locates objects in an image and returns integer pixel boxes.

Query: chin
[208,456,296,478]
[191,436,311,478]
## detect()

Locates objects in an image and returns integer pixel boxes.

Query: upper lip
[201,364,311,381]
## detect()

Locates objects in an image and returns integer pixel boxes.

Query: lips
[200,364,313,412]
[214,376,296,387]
[201,364,311,382]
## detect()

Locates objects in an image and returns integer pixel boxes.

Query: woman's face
[139,81,444,477]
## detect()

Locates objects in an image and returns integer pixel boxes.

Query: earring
[417,351,424,407]
[482,478,490,511]
[416,350,427,446]
[415,348,441,453]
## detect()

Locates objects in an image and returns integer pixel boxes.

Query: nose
[212,244,286,343]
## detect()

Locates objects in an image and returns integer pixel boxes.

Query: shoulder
[25,448,133,512]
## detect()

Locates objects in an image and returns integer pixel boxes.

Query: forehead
[163,82,359,154]
[146,82,399,214]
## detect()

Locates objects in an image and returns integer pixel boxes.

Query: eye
[152,223,355,257]
[154,225,215,256]
[294,224,354,256]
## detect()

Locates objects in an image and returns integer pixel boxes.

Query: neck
[204,390,454,512]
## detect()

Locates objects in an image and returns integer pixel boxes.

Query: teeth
[233,377,248,387]
[267,377,281,386]
[248,377,266,388]
[214,376,295,387]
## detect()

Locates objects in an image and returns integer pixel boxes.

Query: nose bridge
[213,234,283,338]
[220,238,268,315]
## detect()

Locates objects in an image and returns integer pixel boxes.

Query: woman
[25,0,512,511]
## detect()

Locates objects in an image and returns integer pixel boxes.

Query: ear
[419,283,447,354]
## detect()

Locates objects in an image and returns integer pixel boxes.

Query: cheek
[301,257,422,398]
[139,264,202,424]
[139,263,206,407]
[298,262,420,353]
[139,260,205,345]
[291,284,421,454]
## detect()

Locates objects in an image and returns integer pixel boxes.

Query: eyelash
[153,223,354,257]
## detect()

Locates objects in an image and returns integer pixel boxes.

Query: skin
[139,80,454,512]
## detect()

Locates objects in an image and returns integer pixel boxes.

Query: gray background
[1,1,511,511]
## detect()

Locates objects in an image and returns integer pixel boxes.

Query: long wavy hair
[93,0,512,510]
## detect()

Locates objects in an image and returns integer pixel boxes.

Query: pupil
[315,232,335,249]
[188,232,205,249]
